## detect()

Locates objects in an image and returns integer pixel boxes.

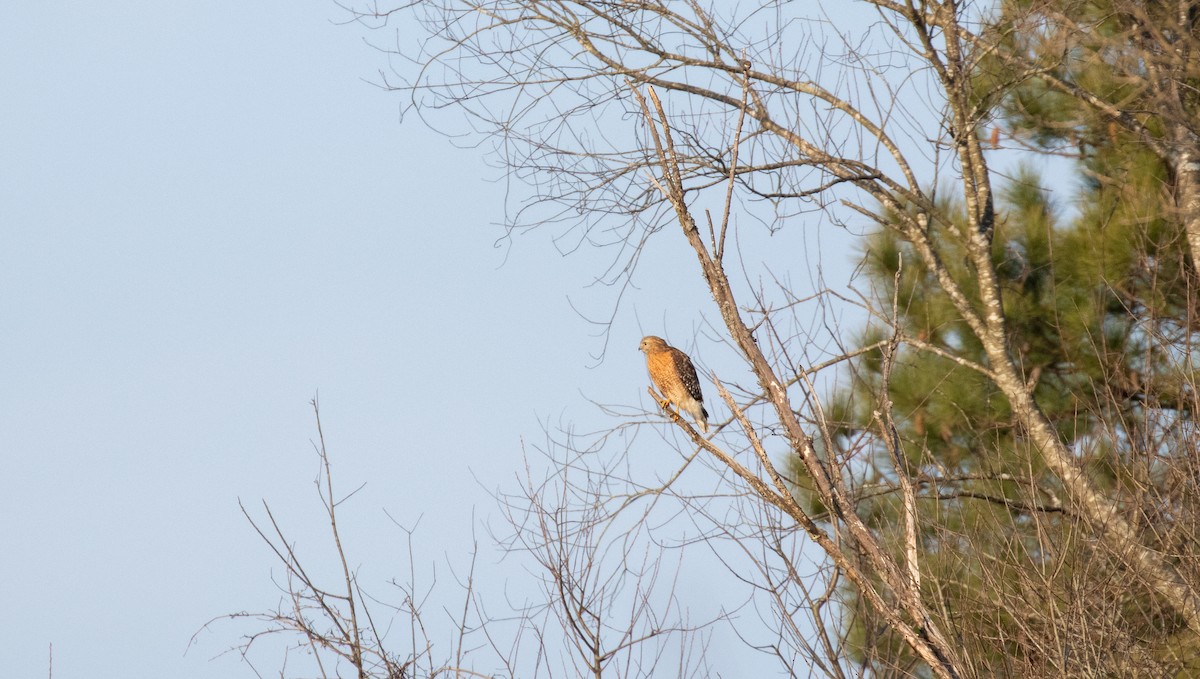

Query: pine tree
[828,2,1200,674]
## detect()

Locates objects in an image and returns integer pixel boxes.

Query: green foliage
[817,2,1200,674]
[833,166,1200,674]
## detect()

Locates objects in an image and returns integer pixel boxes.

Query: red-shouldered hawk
[639,335,709,432]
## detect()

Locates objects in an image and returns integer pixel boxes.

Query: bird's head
[639,336,668,353]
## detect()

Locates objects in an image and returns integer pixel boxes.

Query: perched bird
[639,335,709,432]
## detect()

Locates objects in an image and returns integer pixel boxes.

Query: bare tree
[205,401,490,679]
[230,1,1200,676]
[490,444,717,678]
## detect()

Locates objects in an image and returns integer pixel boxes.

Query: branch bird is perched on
[639,335,709,432]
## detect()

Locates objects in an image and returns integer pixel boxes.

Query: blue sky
[1,3,869,677]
